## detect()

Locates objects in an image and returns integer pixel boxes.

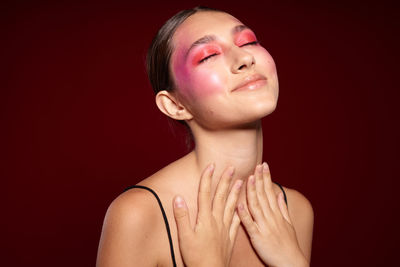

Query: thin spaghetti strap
[124,185,177,267]
[273,181,288,207]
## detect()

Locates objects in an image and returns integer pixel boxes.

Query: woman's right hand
[172,163,243,267]
[238,163,309,267]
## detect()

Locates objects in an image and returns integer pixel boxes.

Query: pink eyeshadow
[191,46,221,65]
[235,30,257,46]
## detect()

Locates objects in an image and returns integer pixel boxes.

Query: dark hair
[145,6,223,150]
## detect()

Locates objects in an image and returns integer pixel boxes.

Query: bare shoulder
[282,186,314,219]
[97,153,195,267]
[104,187,161,231]
[280,185,314,261]
[96,188,164,267]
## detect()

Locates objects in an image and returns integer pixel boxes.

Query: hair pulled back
[145,6,223,149]
[146,6,222,94]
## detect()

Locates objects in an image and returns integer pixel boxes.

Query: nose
[230,47,256,73]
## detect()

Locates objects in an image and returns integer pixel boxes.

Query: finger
[246,175,264,223]
[278,192,293,225]
[229,211,241,243]
[212,166,235,220]
[223,179,243,227]
[262,162,280,213]
[197,163,215,219]
[237,202,259,236]
[173,195,193,240]
[254,164,271,216]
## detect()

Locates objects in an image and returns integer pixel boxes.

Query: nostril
[238,64,246,70]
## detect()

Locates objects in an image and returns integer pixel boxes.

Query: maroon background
[2,1,399,266]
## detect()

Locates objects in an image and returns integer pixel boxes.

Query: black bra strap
[124,185,177,267]
[124,182,286,267]
[273,181,288,207]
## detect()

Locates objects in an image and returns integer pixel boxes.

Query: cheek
[256,47,277,74]
[172,55,191,89]
[174,62,226,99]
[190,69,226,98]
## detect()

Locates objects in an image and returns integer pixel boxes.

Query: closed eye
[240,41,259,47]
[198,41,259,64]
[199,53,218,63]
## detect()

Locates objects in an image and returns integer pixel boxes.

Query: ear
[155,90,193,121]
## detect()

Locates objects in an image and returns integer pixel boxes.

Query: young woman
[97,6,314,267]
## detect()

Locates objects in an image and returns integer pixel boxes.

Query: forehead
[172,11,243,50]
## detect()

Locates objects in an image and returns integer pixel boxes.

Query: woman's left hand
[237,162,309,267]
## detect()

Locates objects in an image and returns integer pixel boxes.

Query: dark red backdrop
[2,1,399,266]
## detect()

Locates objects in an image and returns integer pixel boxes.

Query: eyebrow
[184,24,251,58]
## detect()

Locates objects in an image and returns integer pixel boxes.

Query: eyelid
[195,45,221,64]
[199,53,218,63]
[198,40,259,64]
[240,40,260,47]
[236,30,258,46]
[195,34,259,64]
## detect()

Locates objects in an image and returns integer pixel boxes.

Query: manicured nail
[263,162,269,172]
[235,180,243,190]
[174,196,184,208]
[249,175,255,184]
[256,164,263,173]
[228,166,235,177]
[209,163,215,172]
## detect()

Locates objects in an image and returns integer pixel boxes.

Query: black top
[124,181,287,267]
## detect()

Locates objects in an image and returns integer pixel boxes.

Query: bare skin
[96,11,314,267]
[173,161,311,267]
[97,153,313,267]
[173,163,243,267]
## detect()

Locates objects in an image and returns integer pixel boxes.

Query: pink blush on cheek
[172,46,225,98]
[190,70,226,98]
[172,48,192,90]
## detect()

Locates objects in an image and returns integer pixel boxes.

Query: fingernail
[235,180,243,189]
[209,163,215,172]
[174,196,184,208]
[249,175,255,184]
[228,166,235,177]
[263,162,269,172]
[256,164,263,173]
[238,203,244,211]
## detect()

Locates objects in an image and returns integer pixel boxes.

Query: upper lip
[232,73,267,92]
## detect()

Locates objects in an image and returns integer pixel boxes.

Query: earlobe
[155,90,193,121]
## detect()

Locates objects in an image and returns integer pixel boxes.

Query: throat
[190,121,264,189]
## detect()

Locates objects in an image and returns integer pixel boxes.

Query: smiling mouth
[232,73,268,92]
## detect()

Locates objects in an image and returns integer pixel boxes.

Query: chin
[252,96,278,117]
[190,94,279,130]
[241,99,278,125]
[215,102,279,130]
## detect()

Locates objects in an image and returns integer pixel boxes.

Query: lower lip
[233,79,267,92]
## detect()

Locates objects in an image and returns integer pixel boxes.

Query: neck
[189,121,264,191]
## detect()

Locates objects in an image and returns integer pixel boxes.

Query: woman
[97,6,314,267]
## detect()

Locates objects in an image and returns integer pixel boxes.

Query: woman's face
[170,11,279,130]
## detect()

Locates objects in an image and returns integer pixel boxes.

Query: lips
[232,73,267,92]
